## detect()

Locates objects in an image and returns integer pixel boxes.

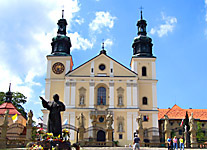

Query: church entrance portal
[97,130,106,141]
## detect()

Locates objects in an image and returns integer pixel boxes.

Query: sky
[0,0,207,121]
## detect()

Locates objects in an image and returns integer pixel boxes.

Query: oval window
[99,64,106,71]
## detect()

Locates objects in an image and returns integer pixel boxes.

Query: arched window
[97,87,106,105]
[142,97,148,105]
[142,66,147,76]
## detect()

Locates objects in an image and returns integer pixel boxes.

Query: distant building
[158,104,207,142]
[0,85,26,126]
[0,86,26,138]
[0,102,26,126]
[42,10,159,146]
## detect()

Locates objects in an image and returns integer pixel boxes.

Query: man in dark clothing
[133,134,140,150]
[40,94,65,137]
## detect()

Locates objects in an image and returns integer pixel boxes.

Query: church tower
[130,11,158,136]
[43,10,73,124]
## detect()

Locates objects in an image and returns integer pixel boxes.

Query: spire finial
[139,6,144,20]
[9,83,11,92]
[62,9,64,19]
[102,39,104,50]
[100,39,106,55]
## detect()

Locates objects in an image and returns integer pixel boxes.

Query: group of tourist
[132,135,184,150]
[167,136,184,150]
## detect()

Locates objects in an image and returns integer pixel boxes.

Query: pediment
[66,53,137,77]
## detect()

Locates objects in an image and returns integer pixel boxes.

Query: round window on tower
[99,116,104,123]
[99,64,106,71]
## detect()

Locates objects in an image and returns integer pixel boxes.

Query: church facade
[42,11,159,146]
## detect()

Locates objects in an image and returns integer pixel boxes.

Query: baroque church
[42,10,159,146]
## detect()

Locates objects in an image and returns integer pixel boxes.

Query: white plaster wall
[127,112,132,140]
[69,112,75,140]
[46,60,51,78]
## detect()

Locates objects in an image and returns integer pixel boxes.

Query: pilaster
[109,81,114,108]
[89,81,95,108]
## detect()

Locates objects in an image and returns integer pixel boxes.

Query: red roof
[158,104,207,121]
[0,102,21,115]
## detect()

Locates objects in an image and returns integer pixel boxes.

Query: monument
[40,94,65,136]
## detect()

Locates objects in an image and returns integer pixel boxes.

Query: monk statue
[40,94,65,136]
[27,110,33,126]
[76,113,85,128]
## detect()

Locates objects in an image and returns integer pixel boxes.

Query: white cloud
[89,11,116,33]
[104,39,113,48]
[75,18,84,25]
[150,13,177,37]
[205,0,207,22]
[69,32,93,51]
[46,0,80,29]
[0,0,81,117]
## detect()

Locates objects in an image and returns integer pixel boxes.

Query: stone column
[138,128,144,144]
[78,127,85,146]
[0,110,9,149]
[90,115,97,141]
[78,127,85,141]
[189,112,197,147]
[26,110,33,141]
[136,114,144,143]
[106,129,113,146]
[165,129,171,142]
[190,130,197,148]
[164,115,170,142]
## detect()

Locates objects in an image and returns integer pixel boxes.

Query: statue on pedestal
[136,114,143,130]
[27,110,33,126]
[77,113,85,128]
[189,112,195,132]
[40,94,65,136]
[164,115,169,130]
[106,112,113,129]
[3,109,9,126]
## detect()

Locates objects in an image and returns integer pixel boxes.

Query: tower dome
[132,11,154,57]
[51,10,72,56]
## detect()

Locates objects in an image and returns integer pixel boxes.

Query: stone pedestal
[26,125,32,141]
[78,127,85,147]
[0,124,8,149]
[138,128,144,143]
[165,129,171,142]
[190,130,197,148]
[106,129,113,146]
[78,127,85,141]
[184,131,190,148]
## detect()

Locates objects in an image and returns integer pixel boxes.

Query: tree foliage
[0,91,27,119]
[196,122,205,143]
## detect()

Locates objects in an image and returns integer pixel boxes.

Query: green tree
[0,91,27,119]
[196,122,205,143]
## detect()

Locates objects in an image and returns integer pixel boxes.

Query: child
[179,137,184,150]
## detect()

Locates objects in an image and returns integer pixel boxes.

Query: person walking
[173,136,178,150]
[133,134,140,150]
[179,137,184,150]
[167,137,172,150]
